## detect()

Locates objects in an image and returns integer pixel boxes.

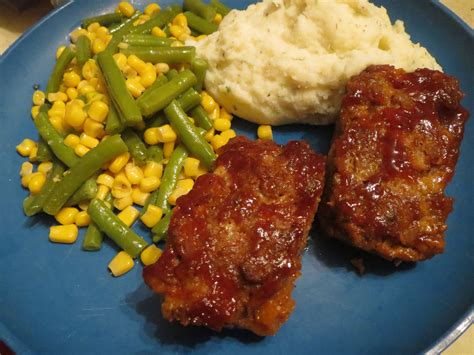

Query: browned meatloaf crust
[318,65,469,262]
[143,136,326,335]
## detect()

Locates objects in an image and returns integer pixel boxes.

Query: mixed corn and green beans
[16,0,273,277]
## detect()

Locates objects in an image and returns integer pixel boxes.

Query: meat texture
[318,65,469,261]
[143,137,325,335]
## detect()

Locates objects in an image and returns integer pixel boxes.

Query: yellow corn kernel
[118,2,135,17]
[95,26,109,40]
[56,45,66,59]
[172,13,188,27]
[108,251,134,277]
[87,22,100,32]
[38,161,53,175]
[66,87,79,100]
[49,224,79,244]
[140,176,160,193]
[16,139,36,157]
[156,124,177,142]
[63,71,81,88]
[144,161,163,178]
[32,90,45,106]
[117,206,140,227]
[74,211,90,227]
[78,201,90,211]
[48,101,66,118]
[163,141,175,158]
[31,105,40,119]
[77,82,95,95]
[201,93,218,114]
[113,53,128,70]
[124,163,143,185]
[213,118,231,132]
[209,106,220,121]
[91,38,106,54]
[113,195,133,211]
[126,78,145,98]
[122,64,138,79]
[151,26,167,38]
[169,25,190,40]
[65,102,87,129]
[145,2,161,16]
[112,172,132,199]
[220,108,233,121]
[168,179,194,205]
[97,173,114,188]
[221,129,236,142]
[140,244,162,266]
[28,172,46,195]
[195,34,207,41]
[21,174,32,188]
[211,134,226,151]
[63,134,80,148]
[109,152,130,174]
[74,144,90,157]
[155,62,170,75]
[86,31,97,43]
[140,205,163,228]
[79,133,99,148]
[96,184,110,200]
[131,188,149,206]
[28,145,38,161]
[87,101,109,123]
[214,13,223,25]
[81,58,97,79]
[20,161,34,176]
[184,157,200,178]
[70,28,88,42]
[258,125,273,140]
[140,65,157,88]
[177,178,194,191]
[83,118,106,138]
[127,54,147,73]
[55,207,79,225]
[49,116,67,135]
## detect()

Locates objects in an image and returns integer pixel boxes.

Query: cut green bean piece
[210,0,231,16]
[190,106,213,131]
[137,69,197,116]
[147,145,163,162]
[98,52,142,126]
[76,35,92,66]
[177,88,201,112]
[166,69,178,80]
[183,0,216,22]
[82,193,112,251]
[191,57,208,92]
[34,110,79,168]
[184,12,218,35]
[46,46,75,94]
[33,138,53,162]
[146,113,167,129]
[65,178,98,206]
[122,34,173,47]
[23,161,65,216]
[105,101,125,134]
[43,135,128,215]
[122,128,148,164]
[88,199,148,258]
[165,101,216,169]
[82,12,124,29]
[120,46,195,64]
[152,212,172,243]
[138,75,168,106]
[130,5,181,34]
[103,11,141,54]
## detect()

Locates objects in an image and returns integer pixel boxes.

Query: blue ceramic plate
[0,1,473,353]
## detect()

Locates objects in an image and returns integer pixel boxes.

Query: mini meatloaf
[318,65,469,262]
[143,137,326,336]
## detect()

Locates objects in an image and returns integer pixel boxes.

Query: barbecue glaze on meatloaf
[318,65,468,262]
[143,137,326,335]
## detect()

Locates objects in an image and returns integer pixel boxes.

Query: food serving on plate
[13,0,469,338]
[144,137,325,335]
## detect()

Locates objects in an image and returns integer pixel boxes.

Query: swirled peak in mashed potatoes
[191,0,442,125]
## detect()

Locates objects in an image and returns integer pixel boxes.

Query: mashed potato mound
[193,0,442,125]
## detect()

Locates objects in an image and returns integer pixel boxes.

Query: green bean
[23,161,65,216]
[191,57,208,92]
[137,69,197,116]
[82,12,124,29]
[165,100,216,169]
[147,145,164,163]
[184,12,218,35]
[103,11,141,54]
[143,145,188,215]
[130,5,181,34]
[177,88,201,112]
[146,113,167,129]
[65,178,98,207]
[122,34,173,47]
[210,0,231,16]
[105,101,125,134]
[76,35,91,67]
[138,75,168,106]
[183,0,216,22]
[43,135,128,215]
[45,46,75,94]
[34,110,79,167]
[122,128,148,164]
[88,199,148,258]
[32,138,53,162]
[152,212,172,243]
[82,193,112,251]
[98,52,142,126]
[166,69,178,80]
[120,46,195,64]
[190,106,213,130]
